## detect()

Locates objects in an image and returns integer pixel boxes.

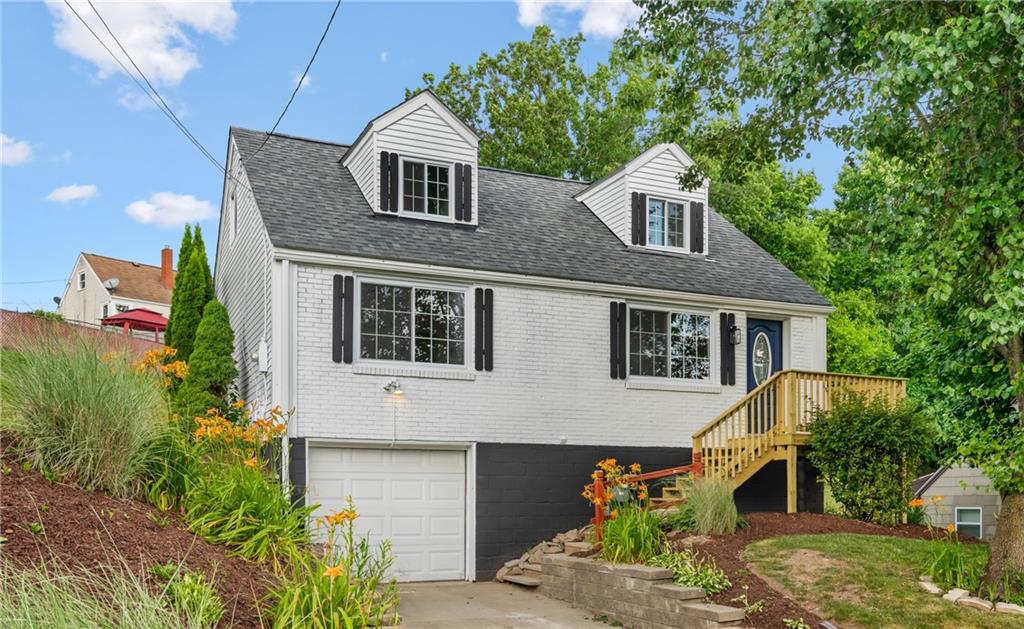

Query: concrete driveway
[397,581,600,628]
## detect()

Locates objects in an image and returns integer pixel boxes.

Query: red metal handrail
[589,453,703,542]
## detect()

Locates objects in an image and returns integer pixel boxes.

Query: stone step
[523,562,542,573]
[503,574,541,587]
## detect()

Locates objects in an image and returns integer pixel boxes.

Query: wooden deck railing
[692,370,907,484]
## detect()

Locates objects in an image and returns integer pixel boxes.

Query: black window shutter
[638,193,647,246]
[454,163,465,222]
[462,164,473,222]
[333,275,355,364]
[483,288,493,371]
[720,312,735,385]
[691,202,705,253]
[630,193,639,245]
[388,152,399,212]
[474,288,484,370]
[609,301,627,379]
[379,152,390,212]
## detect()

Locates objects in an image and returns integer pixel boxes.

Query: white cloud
[2,134,33,165]
[46,1,237,88]
[125,192,214,227]
[293,71,312,90]
[379,50,388,64]
[46,183,98,203]
[516,0,641,38]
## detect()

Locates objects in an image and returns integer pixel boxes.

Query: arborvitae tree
[167,250,208,362]
[191,225,215,304]
[164,224,193,348]
[174,299,237,423]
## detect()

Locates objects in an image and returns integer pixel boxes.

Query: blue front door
[747,319,783,392]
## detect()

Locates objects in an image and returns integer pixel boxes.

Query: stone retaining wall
[541,554,744,629]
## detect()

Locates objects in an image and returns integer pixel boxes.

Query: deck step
[503,574,542,587]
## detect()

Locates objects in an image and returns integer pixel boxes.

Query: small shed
[913,464,1001,540]
[101,308,168,343]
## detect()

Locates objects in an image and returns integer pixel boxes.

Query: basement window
[955,507,982,539]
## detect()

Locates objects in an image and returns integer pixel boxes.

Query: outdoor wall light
[383,379,403,395]
[729,324,742,346]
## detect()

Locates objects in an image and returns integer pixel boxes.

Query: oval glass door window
[752,332,772,385]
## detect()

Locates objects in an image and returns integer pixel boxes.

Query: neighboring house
[214,91,834,582]
[59,248,175,326]
[914,464,1001,540]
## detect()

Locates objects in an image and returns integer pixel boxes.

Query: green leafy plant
[667,478,742,535]
[270,498,399,628]
[183,460,313,573]
[27,522,43,535]
[600,504,667,564]
[149,562,224,628]
[807,393,932,525]
[0,335,169,498]
[927,529,984,592]
[147,512,171,528]
[649,550,731,595]
[783,619,811,629]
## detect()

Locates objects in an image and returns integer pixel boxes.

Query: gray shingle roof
[231,127,830,308]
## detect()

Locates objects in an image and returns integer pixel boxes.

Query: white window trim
[955,506,983,537]
[354,275,473,370]
[646,195,691,253]
[78,271,86,290]
[398,155,456,224]
[625,302,717,386]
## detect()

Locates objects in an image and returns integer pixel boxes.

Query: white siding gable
[342,92,479,224]
[576,144,709,254]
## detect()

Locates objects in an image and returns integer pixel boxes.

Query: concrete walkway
[397,581,600,628]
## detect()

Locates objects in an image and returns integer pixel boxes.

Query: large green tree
[631,0,1024,588]
[414,26,659,180]
[164,224,193,349]
[167,249,208,363]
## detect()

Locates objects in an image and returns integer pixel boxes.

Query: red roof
[101,308,168,330]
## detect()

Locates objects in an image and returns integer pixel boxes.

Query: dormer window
[402,158,450,218]
[647,197,689,249]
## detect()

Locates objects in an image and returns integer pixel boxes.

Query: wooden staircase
[651,370,907,512]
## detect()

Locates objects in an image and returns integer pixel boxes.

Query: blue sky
[2,1,846,312]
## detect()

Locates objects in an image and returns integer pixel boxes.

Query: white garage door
[307,446,466,582]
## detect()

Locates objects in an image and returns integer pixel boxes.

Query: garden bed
[0,439,275,628]
[669,512,943,628]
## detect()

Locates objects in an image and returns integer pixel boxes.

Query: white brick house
[214,91,832,582]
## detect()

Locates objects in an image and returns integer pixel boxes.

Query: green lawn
[744,534,1016,629]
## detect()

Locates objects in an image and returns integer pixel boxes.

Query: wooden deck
[690,370,907,512]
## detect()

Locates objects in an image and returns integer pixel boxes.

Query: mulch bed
[0,440,275,628]
[668,512,943,628]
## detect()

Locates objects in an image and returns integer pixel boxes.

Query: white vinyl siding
[629,148,708,255]
[376,104,477,224]
[215,138,274,412]
[575,172,629,244]
[345,130,377,210]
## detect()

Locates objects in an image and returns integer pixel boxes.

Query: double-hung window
[359,281,465,365]
[78,271,86,290]
[402,159,450,218]
[629,308,711,381]
[955,507,983,538]
[647,197,688,250]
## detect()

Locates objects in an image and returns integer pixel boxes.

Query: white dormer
[342,91,480,225]
[575,143,709,255]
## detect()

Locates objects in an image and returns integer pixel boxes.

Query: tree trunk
[983,492,1024,594]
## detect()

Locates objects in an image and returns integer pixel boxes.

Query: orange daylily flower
[629,462,642,474]
[244,457,258,469]
[323,565,344,580]
[909,498,924,508]
[946,523,956,534]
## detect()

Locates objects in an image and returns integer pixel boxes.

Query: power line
[61,0,247,192]
[243,0,341,165]
[1,279,65,285]
[85,0,225,172]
